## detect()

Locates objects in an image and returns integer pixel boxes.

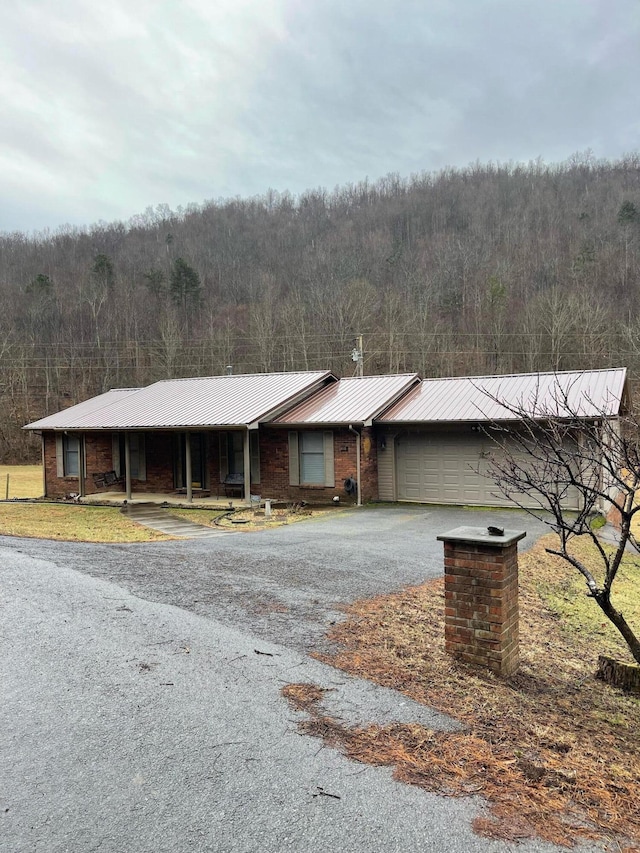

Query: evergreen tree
[169,257,201,309]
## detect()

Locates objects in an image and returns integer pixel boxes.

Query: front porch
[43,427,261,505]
[80,490,253,509]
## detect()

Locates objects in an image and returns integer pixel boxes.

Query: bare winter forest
[1,153,640,461]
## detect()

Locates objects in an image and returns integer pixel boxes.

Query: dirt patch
[170,503,342,532]
[284,535,640,850]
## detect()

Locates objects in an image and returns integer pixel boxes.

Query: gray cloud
[1,0,638,233]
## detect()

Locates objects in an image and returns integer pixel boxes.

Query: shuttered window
[250,432,260,484]
[63,435,79,476]
[288,430,334,487]
[114,433,146,481]
[219,431,260,484]
[300,432,324,484]
[56,433,86,478]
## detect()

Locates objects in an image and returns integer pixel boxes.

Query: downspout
[348,424,362,507]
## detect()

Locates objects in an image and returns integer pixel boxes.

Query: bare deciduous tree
[481,381,640,667]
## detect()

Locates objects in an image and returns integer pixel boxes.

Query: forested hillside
[2,153,640,461]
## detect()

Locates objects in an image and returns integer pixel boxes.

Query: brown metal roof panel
[378,368,628,423]
[273,374,419,425]
[26,371,334,430]
[120,371,334,428]
[24,389,142,430]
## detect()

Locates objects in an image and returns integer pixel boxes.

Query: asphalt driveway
[3,506,592,853]
[2,504,551,654]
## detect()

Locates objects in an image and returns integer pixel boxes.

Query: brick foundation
[438,527,525,676]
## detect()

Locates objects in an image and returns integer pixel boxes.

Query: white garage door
[395,430,579,509]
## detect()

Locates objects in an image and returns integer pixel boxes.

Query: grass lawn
[0,502,168,542]
[0,465,43,498]
[284,534,640,850]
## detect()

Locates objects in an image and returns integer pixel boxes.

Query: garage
[373,370,620,510]
[390,428,580,509]
[395,429,504,506]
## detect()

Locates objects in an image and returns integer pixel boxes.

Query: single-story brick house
[24,367,629,509]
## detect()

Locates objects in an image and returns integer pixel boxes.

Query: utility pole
[351,334,364,377]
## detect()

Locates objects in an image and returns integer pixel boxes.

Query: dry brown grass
[283,535,640,851]
[0,465,43,498]
[0,503,169,542]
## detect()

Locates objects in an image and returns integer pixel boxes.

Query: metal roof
[24,388,141,431]
[377,368,628,423]
[273,374,420,426]
[25,371,334,430]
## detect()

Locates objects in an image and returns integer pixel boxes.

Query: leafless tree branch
[475,377,640,666]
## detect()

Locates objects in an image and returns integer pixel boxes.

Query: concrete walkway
[122,503,231,538]
[597,522,640,553]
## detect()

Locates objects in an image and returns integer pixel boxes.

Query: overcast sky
[1,0,639,234]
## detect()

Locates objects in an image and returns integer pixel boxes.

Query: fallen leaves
[283,534,640,850]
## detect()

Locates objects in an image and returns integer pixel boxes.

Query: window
[219,431,260,484]
[227,432,244,476]
[300,432,324,484]
[113,433,147,481]
[288,431,334,487]
[55,433,82,478]
[63,435,79,476]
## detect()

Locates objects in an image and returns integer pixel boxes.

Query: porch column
[41,434,47,498]
[78,433,86,498]
[185,432,193,504]
[243,429,251,505]
[124,433,132,501]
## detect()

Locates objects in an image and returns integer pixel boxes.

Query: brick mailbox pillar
[436,526,526,676]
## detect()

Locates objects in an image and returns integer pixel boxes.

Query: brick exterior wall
[443,539,520,676]
[138,432,174,492]
[42,425,381,502]
[258,427,378,504]
[43,431,114,498]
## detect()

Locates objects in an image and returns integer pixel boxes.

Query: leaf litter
[283,535,640,851]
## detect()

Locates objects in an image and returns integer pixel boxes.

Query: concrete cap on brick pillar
[437,526,526,547]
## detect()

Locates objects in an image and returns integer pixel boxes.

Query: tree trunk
[596,656,640,694]
[595,593,640,666]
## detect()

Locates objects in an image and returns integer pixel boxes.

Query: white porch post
[185,432,193,504]
[124,433,132,501]
[243,429,251,505]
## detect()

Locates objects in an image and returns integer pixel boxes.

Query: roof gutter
[348,424,362,507]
